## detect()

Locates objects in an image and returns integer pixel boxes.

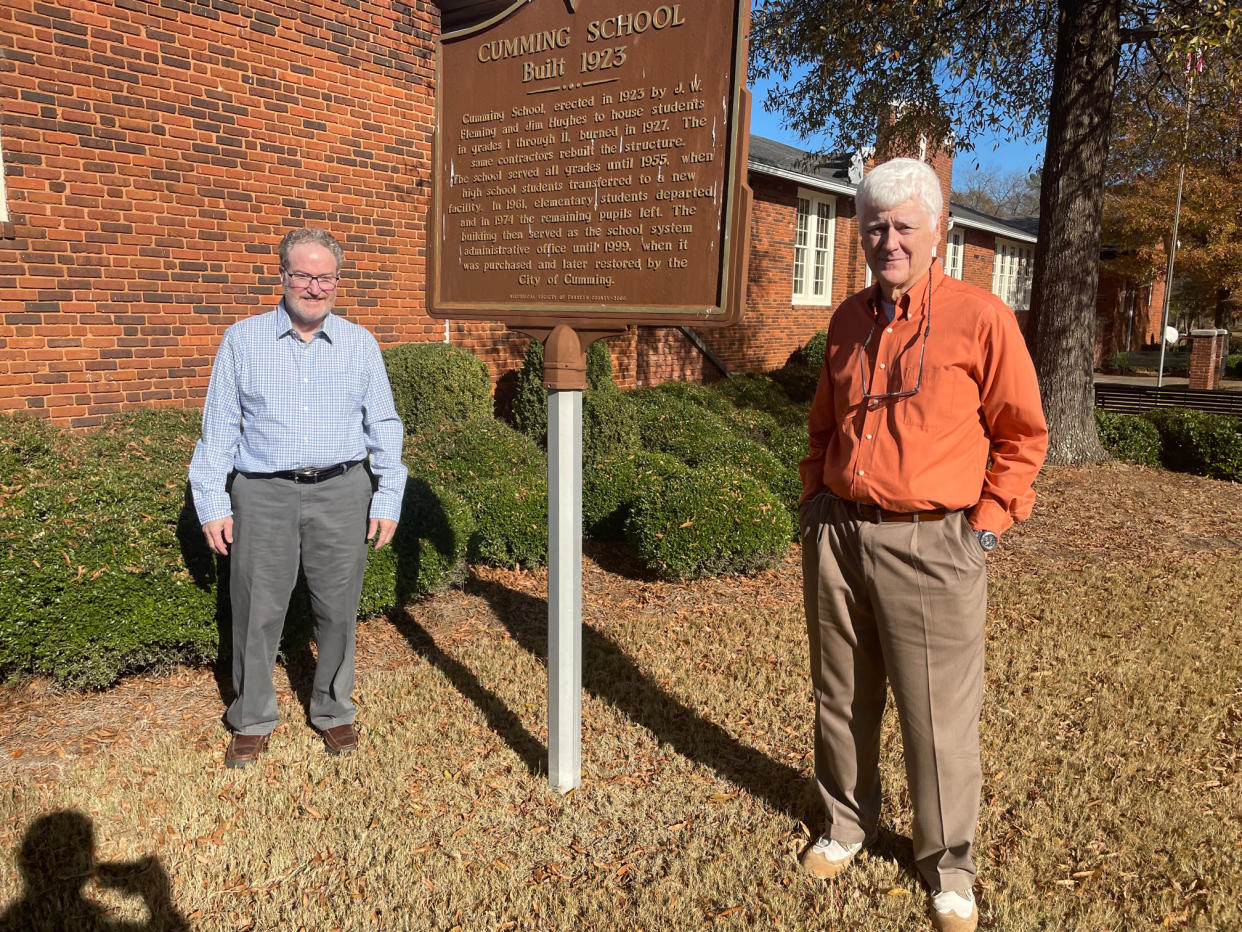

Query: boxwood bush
[411,418,548,568]
[800,330,828,374]
[626,465,793,580]
[382,341,492,435]
[1143,408,1242,482]
[512,338,547,446]
[1094,409,1161,466]
[0,410,219,687]
[1225,354,1242,379]
[583,450,687,541]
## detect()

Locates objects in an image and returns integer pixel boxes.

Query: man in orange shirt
[797,158,1047,932]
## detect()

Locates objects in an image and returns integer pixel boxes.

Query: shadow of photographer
[0,811,190,932]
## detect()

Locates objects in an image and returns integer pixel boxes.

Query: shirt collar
[275,301,337,342]
[869,259,944,321]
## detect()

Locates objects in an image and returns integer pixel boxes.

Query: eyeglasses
[285,272,340,290]
[859,282,932,403]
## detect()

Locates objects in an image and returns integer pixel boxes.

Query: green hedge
[512,339,547,446]
[0,410,218,687]
[1225,354,1242,379]
[382,341,493,435]
[1094,409,1161,466]
[1143,408,1242,482]
[626,465,793,580]
[583,451,687,541]
[630,386,800,517]
[801,330,828,374]
[410,418,548,568]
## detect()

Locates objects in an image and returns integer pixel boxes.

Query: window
[944,229,964,280]
[793,190,836,304]
[991,238,1034,310]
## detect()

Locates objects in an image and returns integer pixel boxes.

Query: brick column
[1188,329,1229,390]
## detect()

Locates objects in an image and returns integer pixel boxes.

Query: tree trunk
[1027,0,1121,465]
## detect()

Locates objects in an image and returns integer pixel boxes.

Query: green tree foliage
[750,0,1239,465]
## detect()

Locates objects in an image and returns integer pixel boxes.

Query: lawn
[1,464,1239,931]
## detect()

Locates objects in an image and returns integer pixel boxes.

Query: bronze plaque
[429,0,751,329]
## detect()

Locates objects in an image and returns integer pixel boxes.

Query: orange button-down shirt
[798,262,1048,533]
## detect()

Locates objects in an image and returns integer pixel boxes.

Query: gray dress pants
[225,464,372,736]
[800,490,988,895]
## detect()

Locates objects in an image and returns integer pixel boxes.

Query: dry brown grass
[1,463,1240,931]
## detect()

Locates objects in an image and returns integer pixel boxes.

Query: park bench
[1093,382,1242,420]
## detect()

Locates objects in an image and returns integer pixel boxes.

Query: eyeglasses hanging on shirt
[859,265,933,404]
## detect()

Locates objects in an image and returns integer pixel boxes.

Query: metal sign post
[430,0,753,792]
[544,326,585,792]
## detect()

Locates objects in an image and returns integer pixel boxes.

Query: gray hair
[279,227,345,271]
[855,158,942,225]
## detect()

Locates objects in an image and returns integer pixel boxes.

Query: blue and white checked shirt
[188,304,407,525]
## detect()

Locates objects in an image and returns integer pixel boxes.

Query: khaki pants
[800,490,987,894]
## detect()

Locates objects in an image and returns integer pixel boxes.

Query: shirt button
[879,363,886,369]
[885,327,893,333]
[857,469,865,476]
[866,433,873,440]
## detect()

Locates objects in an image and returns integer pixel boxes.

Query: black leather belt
[243,460,362,484]
[848,500,949,523]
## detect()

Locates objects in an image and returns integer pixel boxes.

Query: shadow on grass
[0,810,190,932]
[385,607,546,777]
[465,574,813,821]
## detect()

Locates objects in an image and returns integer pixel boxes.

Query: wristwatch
[974,529,999,552]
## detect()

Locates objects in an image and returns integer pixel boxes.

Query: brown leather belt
[849,501,949,523]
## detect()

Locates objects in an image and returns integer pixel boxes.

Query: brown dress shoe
[321,723,358,755]
[225,733,269,769]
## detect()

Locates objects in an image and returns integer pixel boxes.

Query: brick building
[0,0,1163,426]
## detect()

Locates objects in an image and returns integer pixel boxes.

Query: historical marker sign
[430,0,751,329]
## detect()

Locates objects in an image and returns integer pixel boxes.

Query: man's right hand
[202,517,234,556]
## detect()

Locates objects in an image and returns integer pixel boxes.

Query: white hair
[855,158,942,225]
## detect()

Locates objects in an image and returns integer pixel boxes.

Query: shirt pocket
[899,362,974,432]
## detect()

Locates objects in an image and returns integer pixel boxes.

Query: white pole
[546,387,582,793]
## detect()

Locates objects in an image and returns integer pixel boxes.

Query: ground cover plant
[1,464,1239,930]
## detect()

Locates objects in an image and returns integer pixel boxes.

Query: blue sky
[746,77,1045,191]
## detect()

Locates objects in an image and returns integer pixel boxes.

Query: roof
[746,134,1038,244]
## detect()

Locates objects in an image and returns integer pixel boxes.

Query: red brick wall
[0,0,477,426]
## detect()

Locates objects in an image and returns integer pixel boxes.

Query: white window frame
[991,237,1034,310]
[944,228,964,280]
[792,189,836,305]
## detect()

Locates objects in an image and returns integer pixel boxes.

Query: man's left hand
[368,518,397,550]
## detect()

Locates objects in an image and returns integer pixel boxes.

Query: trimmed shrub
[583,387,640,466]
[1094,409,1161,466]
[412,418,548,568]
[630,389,799,516]
[583,451,687,541]
[359,476,474,614]
[709,372,813,431]
[801,330,828,374]
[1143,408,1242,482]
[586,338,616,391]
[627,465,793,580]
[512,338,547,446]
[630,379,735,418]
[0,410,218,687]
[1225,354,1242,379]
[382,342,492,436]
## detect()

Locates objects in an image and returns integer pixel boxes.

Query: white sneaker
[799,835,863,879]
[930,889,978,932]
